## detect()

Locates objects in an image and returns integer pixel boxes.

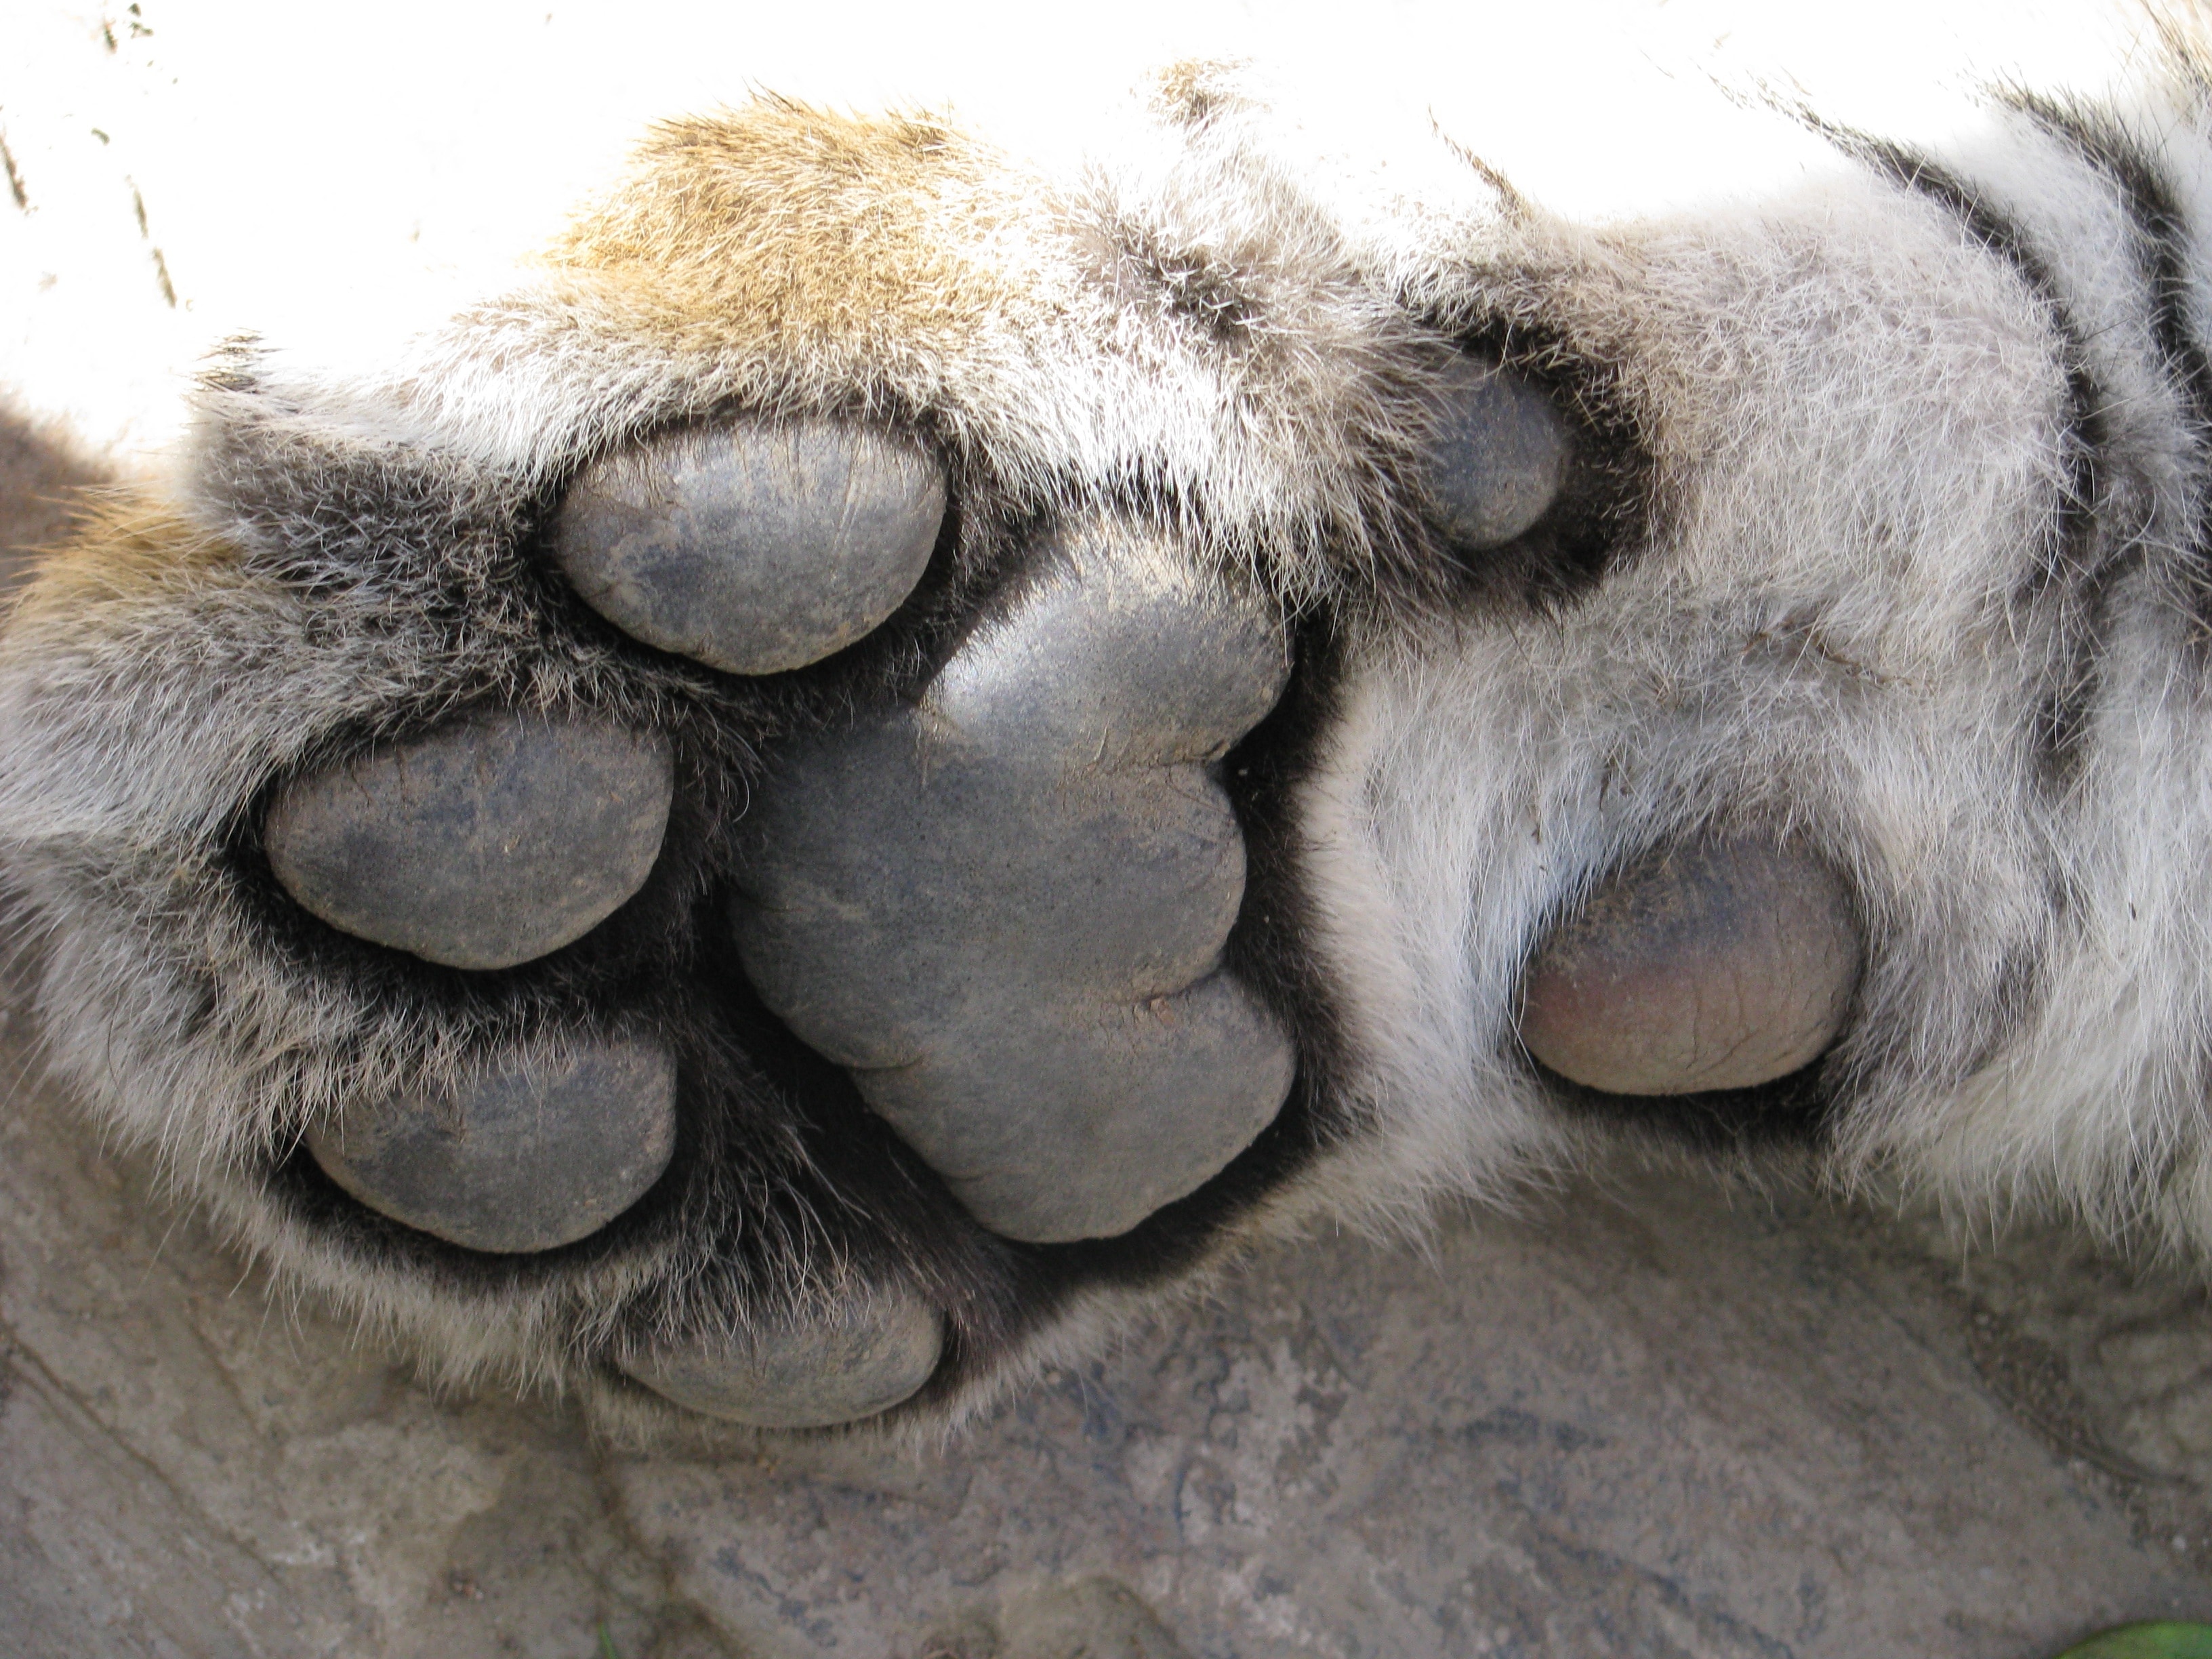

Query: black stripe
[2008,90,2212,615]
[1832,134,2110,581]
[1808,121,2119,774]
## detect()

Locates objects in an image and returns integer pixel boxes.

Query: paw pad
[304,1037,678,1254]
[618,1291,944,1429]
[239,405,1302,1420]
[264,713,674,970]
[1519,839,1861,1097]
[3,96,1679,1436]
[552,419,945,676]
[733,518,1296,1243]
[1423,359,1574,550]
[1,75,2143,1459]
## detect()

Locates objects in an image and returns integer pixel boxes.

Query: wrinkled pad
[554,418,946,676]
[618,1290,943,1427]
[1423,357,1573,550]
[304,1036,678,1252]
[1518,838,1861,1095]
[266,713,673,970]
[734,519,1296,1243]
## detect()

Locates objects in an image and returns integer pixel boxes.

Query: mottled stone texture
[6,985,2212,1658]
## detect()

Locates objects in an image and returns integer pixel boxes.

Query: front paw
[0,92,1557,1433]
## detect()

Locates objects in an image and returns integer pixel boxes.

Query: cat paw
[0,94,1585,1432]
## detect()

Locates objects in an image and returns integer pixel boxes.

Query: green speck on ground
[2060,1624,2212,1658]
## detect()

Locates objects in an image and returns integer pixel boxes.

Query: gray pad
[553,419,946,676]
[618,1292,943,1428]
[733,519,1297,1244]
[1423,359,1572,549]
[304,1036,678,1252]
[264,712,673,970]
[1518,838,1862,1095]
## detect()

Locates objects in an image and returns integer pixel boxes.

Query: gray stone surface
[306,1036,679,1254]
[734,518,1295,1243]
[0,1000,714,1659]
[9,960,2212,1657]
[1422,358,1574,550]
[7,411,2212,1659]
[555,420,945,676]
[265,711,674,970]
[1520,838,1862,1096]
[619,1292,944,1429]
[613,1189,2212,1659]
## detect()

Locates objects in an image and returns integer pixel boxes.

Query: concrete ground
[7,5,2212,1654]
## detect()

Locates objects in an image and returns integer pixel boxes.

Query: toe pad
[305,1036,678,1253]
[554,419,945,676]
[619,1292,943,1428]
[1519,839,1861,1097]
[265,713,672,970]
[1422,359,1573,551]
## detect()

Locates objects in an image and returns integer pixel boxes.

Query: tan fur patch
[552,100,1031,373]
[14,494,242,617]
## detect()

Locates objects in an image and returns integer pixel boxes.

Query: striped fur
[6,11,2212,1439]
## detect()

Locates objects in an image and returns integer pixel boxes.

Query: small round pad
[304,1036,678,1253]
[734,519,1296,1244]
[1518,838,1862,1096]
[264,713,673,970]
[553,419,946,676]
[1423,357,1573,550]
[618,1292,943,1428]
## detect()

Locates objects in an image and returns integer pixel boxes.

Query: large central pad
[733,520,1297,1243]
